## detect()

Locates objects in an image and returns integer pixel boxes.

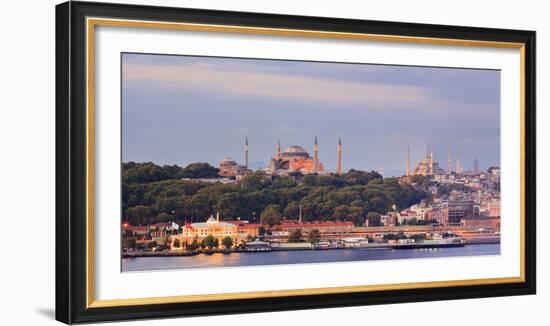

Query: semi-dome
[282,145,309,157]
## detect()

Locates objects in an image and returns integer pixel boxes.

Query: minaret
[426,144,430,160]
[336,137,343,176]
[406,146,411,176]
[456,152,462,174]
[244,136,249,169]
[277,140,281,158]
[447,145,452,174]
[216,211,220,223]
[299,204,303,224]
[313,136,319,174]
[429,151,434,175]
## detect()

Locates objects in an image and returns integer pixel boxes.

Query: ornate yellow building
[170,213,239,249]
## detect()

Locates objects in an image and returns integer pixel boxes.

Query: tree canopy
[122,162,427,226]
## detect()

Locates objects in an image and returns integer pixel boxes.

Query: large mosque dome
[282,145,310,158]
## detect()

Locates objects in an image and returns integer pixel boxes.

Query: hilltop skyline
[122,53,500,173]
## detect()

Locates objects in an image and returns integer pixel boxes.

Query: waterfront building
[461,216,500,232]
[225,220,262,238]
[172,213,239,249]
[381,212,400,226]
[488,198,501,217]
[426,208,448,225]
[150,221,179,238]
[268,221,355,242]
[447,200,476,225]
[122,224,150,239]
[408,203,430,220]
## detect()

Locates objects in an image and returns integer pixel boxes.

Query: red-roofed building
[269,221,356,242]
[122,225,150,239]
[225,220,261,238]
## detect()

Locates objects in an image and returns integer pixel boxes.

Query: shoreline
[122,239,500,258]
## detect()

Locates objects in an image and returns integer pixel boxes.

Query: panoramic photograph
[121,53,501,272]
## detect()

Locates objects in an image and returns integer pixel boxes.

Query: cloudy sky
[122,53,500,175]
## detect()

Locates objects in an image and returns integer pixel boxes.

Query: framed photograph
[56,1,536,324]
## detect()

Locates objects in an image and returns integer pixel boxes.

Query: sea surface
[121,244,500,272]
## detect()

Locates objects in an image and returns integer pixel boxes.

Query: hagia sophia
[218,137,343,177]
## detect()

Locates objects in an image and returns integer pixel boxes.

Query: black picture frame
[56,1,536,324]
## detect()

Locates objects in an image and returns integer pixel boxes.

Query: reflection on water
[122,244,500,272]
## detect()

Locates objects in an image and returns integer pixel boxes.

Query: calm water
[122,244,500,272]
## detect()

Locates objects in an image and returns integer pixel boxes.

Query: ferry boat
[391,237,466,249]
[341,237,370,248]
[313,240,331,250]
[245,240,272,252]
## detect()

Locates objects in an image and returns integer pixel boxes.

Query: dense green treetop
[122,162,427,226]
[122,161,219,184]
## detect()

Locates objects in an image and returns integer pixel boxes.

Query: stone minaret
[429,151,434,175]
[336,137,343,176]
[244,136,249,169]
[456,152,462,174]
[313,136,319,174]
[447,145,452,174]
[277,140,281,158]
[426,144,430,160]
[406,145,411,176]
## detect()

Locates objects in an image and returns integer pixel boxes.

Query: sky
[122,53,500,175]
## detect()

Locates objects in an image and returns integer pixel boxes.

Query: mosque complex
[217,137,467,180]
[218,137,343,178]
